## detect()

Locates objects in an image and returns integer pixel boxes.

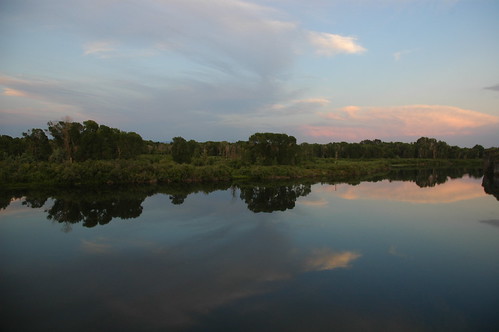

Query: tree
[77,120,102,160]
[171,137,192,164]
[0,135,25,159]
[247,133,298,165]
[117,132,144,159]
[22,128,52,161]
[47,119,83,163]
[415,137,437,159]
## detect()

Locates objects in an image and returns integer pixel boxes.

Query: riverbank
[0,157,483,189]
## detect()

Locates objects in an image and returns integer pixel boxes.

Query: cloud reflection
[479,219,499,228]
[305,249,361,271]
[81,239,112,254]
[319,177,486,204]
[67,221,361,330]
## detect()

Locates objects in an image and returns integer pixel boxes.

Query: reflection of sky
[1,179,499,331]
[0,189,362,330]
[300,176,487,205]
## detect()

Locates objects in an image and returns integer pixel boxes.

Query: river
[1,169,498,331]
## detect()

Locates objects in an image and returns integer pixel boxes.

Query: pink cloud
[3,88,29,97]
[304,104,499,141]
[307,32,366,56]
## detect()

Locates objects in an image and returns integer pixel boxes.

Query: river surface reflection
[1,171,498,331]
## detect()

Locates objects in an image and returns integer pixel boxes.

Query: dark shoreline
[0,158,483,190]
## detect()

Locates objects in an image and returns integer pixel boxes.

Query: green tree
[22,128,52,161]
[117,131,144,159]
[247,133,298,165]
[77,120,102,160]
[0,135,25,159]
[97,125,119,159]
[47,119,83,162]
[171,136,192,164]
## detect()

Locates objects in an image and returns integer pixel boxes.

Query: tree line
[0,119,489,165]
[1,119,144,162]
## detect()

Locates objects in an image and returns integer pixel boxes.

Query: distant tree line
[167,133,486,164]
[1,119,144,162]
[0,119,489,164]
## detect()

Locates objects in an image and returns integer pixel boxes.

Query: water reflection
[239,183,311,213]
[0,167,495,230]
[480,219,499,228]
[387,167,483,187]
[482,172,499,201]
[330,176,487,204]
[1,168,499,331]
[91,226,359,330]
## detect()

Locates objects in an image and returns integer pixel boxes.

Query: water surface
[1,172,498,331]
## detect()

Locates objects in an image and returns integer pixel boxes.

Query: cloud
[293,98,331,106]
[393,49,415,61]
[83,41,118,56]
[304,104,499,141]
[307,31,366,56]
[4,0,364,79]
[0,74,112,125]
[484,84,499,92]
[1,0,370,140]
[3,88,29,97]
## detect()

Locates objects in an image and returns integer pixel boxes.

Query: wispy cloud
[307,31,366,56]
[0,74,112,124]
[83,41,162,59]
[3,88,29,97]
[305,104,499,141]
[484,84,499,92]
[293,98,331,106]
[83,41,118,57]
[393,49,415,61]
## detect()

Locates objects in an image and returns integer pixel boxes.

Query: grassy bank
[0,156,483,189]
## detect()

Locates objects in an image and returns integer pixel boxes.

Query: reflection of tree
[22,192,49,208]
[46,192,145,228]
[1,167,488,227]
[159,182,232,206]
[387,167,483,188]
[0,189,24,210]
[482,173,499,201]
[239,183,311,213]
[169,194,187,205]
[1,182,233,229]
[0,194,12,210]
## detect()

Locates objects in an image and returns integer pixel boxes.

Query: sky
[1,0,498,147]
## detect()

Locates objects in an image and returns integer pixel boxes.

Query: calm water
[1,171,499,331]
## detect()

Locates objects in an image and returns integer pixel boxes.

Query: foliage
[46,119,145,162]
[247,132,298,165]
[22,129,52,161]
[171,137,194,164]
[0,120,492,188]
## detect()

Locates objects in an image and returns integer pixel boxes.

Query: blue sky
[1,0,498,146]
